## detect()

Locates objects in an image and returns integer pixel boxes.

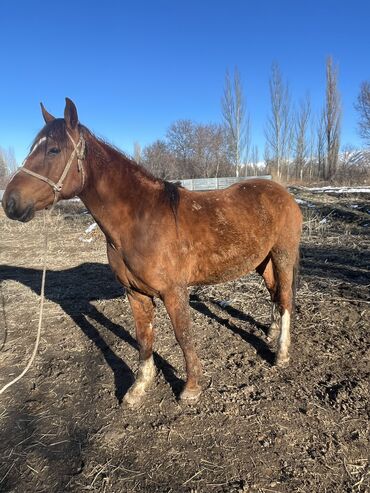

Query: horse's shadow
[1,263,273,402]
[1,263,182,402]
[190,294,274,365]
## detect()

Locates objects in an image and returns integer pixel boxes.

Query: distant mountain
[340,149,370,166]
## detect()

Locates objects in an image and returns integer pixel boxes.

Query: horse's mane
[32,119,182,217]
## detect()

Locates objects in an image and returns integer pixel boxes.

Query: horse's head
[2,98,86,222]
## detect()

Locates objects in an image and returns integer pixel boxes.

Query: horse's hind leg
[256,257,280,341]
[163,287,202,402]
[123,291,156,407]
[271,250,299,367]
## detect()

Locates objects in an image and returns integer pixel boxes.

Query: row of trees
[0,147,17,188]
[139,121,237,180]
[264,57,343,182]
[139,57,370,184]
[1,60,370,186]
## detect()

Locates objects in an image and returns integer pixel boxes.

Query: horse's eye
[48,147,60,155]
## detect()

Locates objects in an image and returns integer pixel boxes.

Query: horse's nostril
[4,193,18,216]
[6,197,16,214]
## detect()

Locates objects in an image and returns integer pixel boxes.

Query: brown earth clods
[0,188,369,493]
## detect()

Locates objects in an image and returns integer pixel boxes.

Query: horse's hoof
[122,396,142,409]
[122,387,145,409]
[180,386,202,403]
[275,355,290,367]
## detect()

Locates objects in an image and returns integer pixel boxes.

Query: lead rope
[0,283,7,352]
[0,208,50,396]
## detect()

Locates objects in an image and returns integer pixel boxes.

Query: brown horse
[2,98,302,406]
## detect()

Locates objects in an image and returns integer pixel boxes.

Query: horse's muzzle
[2,191,35,222]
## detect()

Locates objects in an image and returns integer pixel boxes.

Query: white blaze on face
[20,137,47,168]
[29,137,47,156]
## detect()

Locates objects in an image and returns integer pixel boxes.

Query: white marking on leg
[123,356,156,407]
[277,309,291,365]
[137,356,156,385]
[268,303,280,341]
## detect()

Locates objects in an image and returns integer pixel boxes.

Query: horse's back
[174,179,301,286]
[180,178,301,232]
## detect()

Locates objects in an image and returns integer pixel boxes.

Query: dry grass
[0,189,369,493]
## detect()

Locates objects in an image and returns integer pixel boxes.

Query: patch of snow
[60,198,81,203]
[85,223,97,234]
[295,197,316,208]
[218,300,230,309]
[79,237,93,243]
[304,186,370,194]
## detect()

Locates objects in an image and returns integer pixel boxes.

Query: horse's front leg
[123,290,157,407]
[163,287,202,402]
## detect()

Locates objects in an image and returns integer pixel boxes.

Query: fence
[171,175,272,191]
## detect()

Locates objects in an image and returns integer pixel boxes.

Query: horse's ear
[40,102,55,123]
[64,97,79,130]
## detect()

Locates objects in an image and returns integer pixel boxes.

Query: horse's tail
[292,248,300,314]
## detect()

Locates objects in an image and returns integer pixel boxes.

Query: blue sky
[1,0,369,164]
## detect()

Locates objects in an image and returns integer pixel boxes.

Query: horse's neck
[78,138,157,242]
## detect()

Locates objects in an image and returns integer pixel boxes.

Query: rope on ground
[0,209,50,396]
[0,282,7,352]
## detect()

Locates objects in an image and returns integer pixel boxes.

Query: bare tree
[0,146,17,187]
[192,123,230,178]
[316,111,326,179]
[307,117,316,181]
[0,149,7,187]
[146,120,233,179]
[265,62,292,180]
[166,119,196,176]
[133,141,142,163]
[323,56,341,180]
[142,140,176,180]
[354,81,370,146]
[221,67,251,177]
[293,94,311,180]
[250,145,260,176]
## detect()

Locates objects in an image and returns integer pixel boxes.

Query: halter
[19,131,86,205]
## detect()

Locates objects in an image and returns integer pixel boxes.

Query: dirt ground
[0,187,369,493]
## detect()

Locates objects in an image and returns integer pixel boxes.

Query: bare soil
[0,188,369,493]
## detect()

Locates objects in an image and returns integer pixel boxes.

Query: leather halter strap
[19,131,86,204]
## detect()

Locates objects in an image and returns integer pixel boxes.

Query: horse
[2,98,302,407]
